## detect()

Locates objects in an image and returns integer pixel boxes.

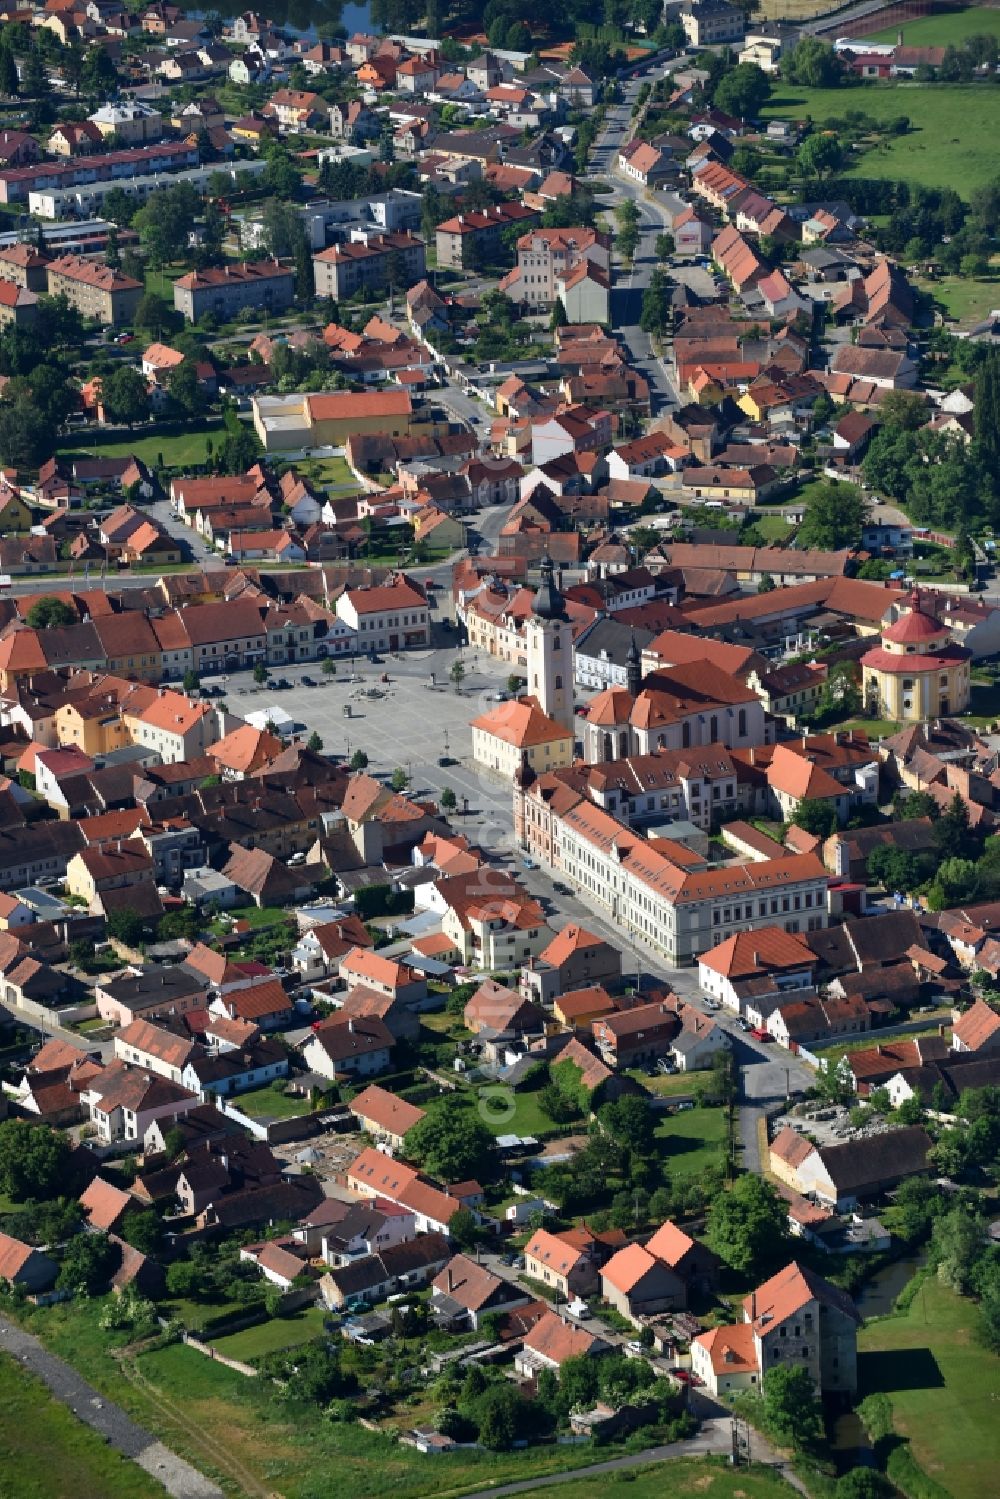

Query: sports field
[869,6,1000,44]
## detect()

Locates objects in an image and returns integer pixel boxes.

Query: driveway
[0,1316,222,1499]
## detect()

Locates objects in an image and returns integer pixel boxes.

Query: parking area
[212,642,518,826]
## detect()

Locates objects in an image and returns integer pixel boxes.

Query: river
[828,1250,930,1473]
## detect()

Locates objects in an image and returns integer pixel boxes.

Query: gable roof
[522,1308,601,1364]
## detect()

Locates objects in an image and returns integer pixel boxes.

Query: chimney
[348,1017,354,1032]
[751,1291,757,1322]
[447,1267,455,1292]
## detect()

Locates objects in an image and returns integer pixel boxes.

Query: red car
[750,1026,773,1042]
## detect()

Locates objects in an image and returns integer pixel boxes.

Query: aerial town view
[0,0,998,1496]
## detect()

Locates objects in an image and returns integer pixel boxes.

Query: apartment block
[313,232,425,301]
[45,255,143,326]
[173,261,295,323]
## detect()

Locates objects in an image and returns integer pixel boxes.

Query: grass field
[210,1305,329,1362]
[761,83,1000,195]
[919,271,1000,326]
[297,454,360,492]
[0,1350,162,1499]
[858,1277,999,1499]
[57,422,225,470]
[533,1456,796,1499]
[868,6,1000,44]
[654,1102,728,1177]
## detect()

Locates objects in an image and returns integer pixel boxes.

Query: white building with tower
[471,555,576,776]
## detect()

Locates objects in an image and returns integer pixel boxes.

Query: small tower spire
[625,631,641,698]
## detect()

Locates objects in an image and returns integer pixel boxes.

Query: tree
[165,1260,203,1299]
[707,1174,788,1274]
[349,750,369,771]
[714,63,771,120]
[450,660,466,690]
[440,787,457,811]
[0,1120,73,1203]
[57,1230,117,1296]
[0,43,17,99]
[550,297,567,332]
[836,1471,893,1499]
[598,1095,655,1156]
[933,1205,984,1294]
[306,730,324,752]
[216,426,263,476]
[797,132,844,179]
[167,360,205,420]
[182,669,200,693]
[102,365,150,429]
[404,1096,497,1182]
[390,767,409,792]
[26,596,75,630]
[763,1365,824,1450]
[796,479,867,550]
[119,1207,162,1254]
[82,44,117,103]
[474,1383,526,1450]
[934,791,975,861]
[0,396,51,469]
[785,36,844,88]
[448,1205,481,1251]
[792,799,838,838]
[106,907,144,947]
[252,662,268,684]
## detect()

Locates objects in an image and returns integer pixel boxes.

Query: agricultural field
[761,84,1000,195]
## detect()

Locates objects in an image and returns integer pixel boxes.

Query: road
[0,1316,222,1499]
[588,73,683,414]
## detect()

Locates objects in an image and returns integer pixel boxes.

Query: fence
[181,1332,257,1378]
[8,995,98,1028]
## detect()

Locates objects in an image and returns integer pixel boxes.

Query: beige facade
[46,256,142,326]
[861,591,971,723]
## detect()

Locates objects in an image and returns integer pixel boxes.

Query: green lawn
[761,83,1000,195]
[654,1102,728,1177]
[751,512,796,542]
[210,1305,329,1362]
[211,904,292,933]
[917,271,1000,327]
[626,1068,700,1098]
[547,1457,796,1499]
[868,6,1000,44]
[836,718,902,739]
[858,1277,1000,1499]
[235,1080,311,1121]
[56,421,226,470]
[296,454,360,492]
[421,1081,562,1140]
[0,1349,162,1499]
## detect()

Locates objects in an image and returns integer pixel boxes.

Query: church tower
[625,631,642,699]
[525,554,575,732]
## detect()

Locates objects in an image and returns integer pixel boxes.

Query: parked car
[301,675,317,687]
[522,857,537,870]
[750,1026,772,1042]
[274,678,292,690]
[552,881,571,896]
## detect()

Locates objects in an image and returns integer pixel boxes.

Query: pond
[179,0,375,43]
[828,1249,930,1474]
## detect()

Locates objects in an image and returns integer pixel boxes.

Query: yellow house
[860,589,971,723]
[0,487,33,532]
[471,699,574,779]
[54,699,129,757]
